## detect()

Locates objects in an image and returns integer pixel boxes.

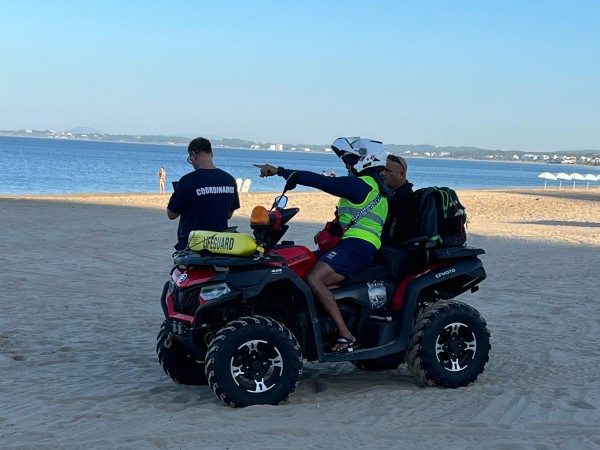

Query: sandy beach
[1,188,599,449]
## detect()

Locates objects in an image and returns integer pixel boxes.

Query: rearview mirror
[273,195,288,209]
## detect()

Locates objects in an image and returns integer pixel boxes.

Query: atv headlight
[199,283,231,301]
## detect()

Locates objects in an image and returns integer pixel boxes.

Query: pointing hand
[254,164,278,178]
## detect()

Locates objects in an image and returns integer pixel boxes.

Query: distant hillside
[67,126,104,134]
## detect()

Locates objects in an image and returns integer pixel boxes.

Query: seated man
[381,154,414,245]
[256,137,389,352]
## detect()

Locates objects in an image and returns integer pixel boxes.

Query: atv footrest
[432,246,485,260]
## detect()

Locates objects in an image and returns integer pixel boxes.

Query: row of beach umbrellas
[538,171,600,189]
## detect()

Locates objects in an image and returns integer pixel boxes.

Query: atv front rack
[174,250,285,267]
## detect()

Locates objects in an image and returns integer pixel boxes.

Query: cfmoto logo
[435,268,456,278]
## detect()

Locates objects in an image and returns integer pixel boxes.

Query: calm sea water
[1,136,599,195]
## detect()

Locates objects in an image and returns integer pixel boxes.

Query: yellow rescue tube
[188,230,257,256]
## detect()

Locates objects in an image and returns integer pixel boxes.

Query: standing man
[381,154,414,244]
[157,166,167,193]
[167,137,240,250]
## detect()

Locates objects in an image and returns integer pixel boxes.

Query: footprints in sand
[570,400,596,410]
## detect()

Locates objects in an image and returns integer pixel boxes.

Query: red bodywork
[267,245,317,280]
[166,245,317,324]
[391,261,449,309]
[167,266,219,323]
[168,243,453,322]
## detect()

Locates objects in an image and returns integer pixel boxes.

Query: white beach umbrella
[538,172,557,189]
[555,172,572,189]
[569,172,586,189]
[583,173,599,189]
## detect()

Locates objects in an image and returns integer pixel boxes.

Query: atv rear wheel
[156,323,207,385]
[406,300,490,388]
[205,315,303,408]
[352,352,405,371]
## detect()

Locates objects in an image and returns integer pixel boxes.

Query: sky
[1,1,599,152]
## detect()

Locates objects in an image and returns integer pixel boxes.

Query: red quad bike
[157,172,491,407]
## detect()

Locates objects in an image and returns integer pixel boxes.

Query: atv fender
[160,281,169,319]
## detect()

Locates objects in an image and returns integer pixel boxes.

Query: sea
[1,135,599,195]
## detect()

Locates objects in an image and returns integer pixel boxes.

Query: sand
[1,188,599,449]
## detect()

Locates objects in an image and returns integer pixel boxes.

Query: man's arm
[254,164,369,203]
[167,182,183,220]
[167,207,180,220]
[281,168,369,203]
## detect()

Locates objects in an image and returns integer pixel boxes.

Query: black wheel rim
[435,322,477,372]
[230,339,284,393]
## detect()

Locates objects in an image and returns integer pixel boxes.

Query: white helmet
[331,137,387,175]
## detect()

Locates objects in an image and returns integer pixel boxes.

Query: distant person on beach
[381,154,414,244]
[330,169,336,177]
[255,137,388,353]
[167,137,240,250]
[322,170,328,176]
[157,166,166,193]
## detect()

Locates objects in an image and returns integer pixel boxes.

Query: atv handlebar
[283,171,299,193]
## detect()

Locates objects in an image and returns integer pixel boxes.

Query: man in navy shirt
[167,137,240,250]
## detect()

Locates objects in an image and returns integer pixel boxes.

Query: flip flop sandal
[332,336,356,353]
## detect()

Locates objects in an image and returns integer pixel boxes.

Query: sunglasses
[388,155,407,171]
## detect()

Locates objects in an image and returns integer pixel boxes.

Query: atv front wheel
[406,300,490,388]
[205,315,303,407]
[156,323,207,385]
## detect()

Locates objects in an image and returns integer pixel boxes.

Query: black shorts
[318,238,377,278]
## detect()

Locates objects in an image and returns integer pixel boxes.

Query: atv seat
[338,263,389,287]
[337,245,414,287]
[379,246,411,280]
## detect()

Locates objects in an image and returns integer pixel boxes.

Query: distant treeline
[1,129,598,165]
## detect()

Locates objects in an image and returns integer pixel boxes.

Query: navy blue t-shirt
[168,168,240,250]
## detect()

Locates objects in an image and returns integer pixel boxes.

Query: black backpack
[392,186,467,250]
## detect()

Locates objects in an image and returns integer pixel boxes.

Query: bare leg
[306,261,355,350]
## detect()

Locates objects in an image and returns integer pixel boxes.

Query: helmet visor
[341,152,360,167]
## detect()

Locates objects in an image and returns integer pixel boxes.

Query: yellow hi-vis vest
[337,175,388,249]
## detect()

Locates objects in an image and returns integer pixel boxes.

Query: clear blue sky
[1,1,599,151]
